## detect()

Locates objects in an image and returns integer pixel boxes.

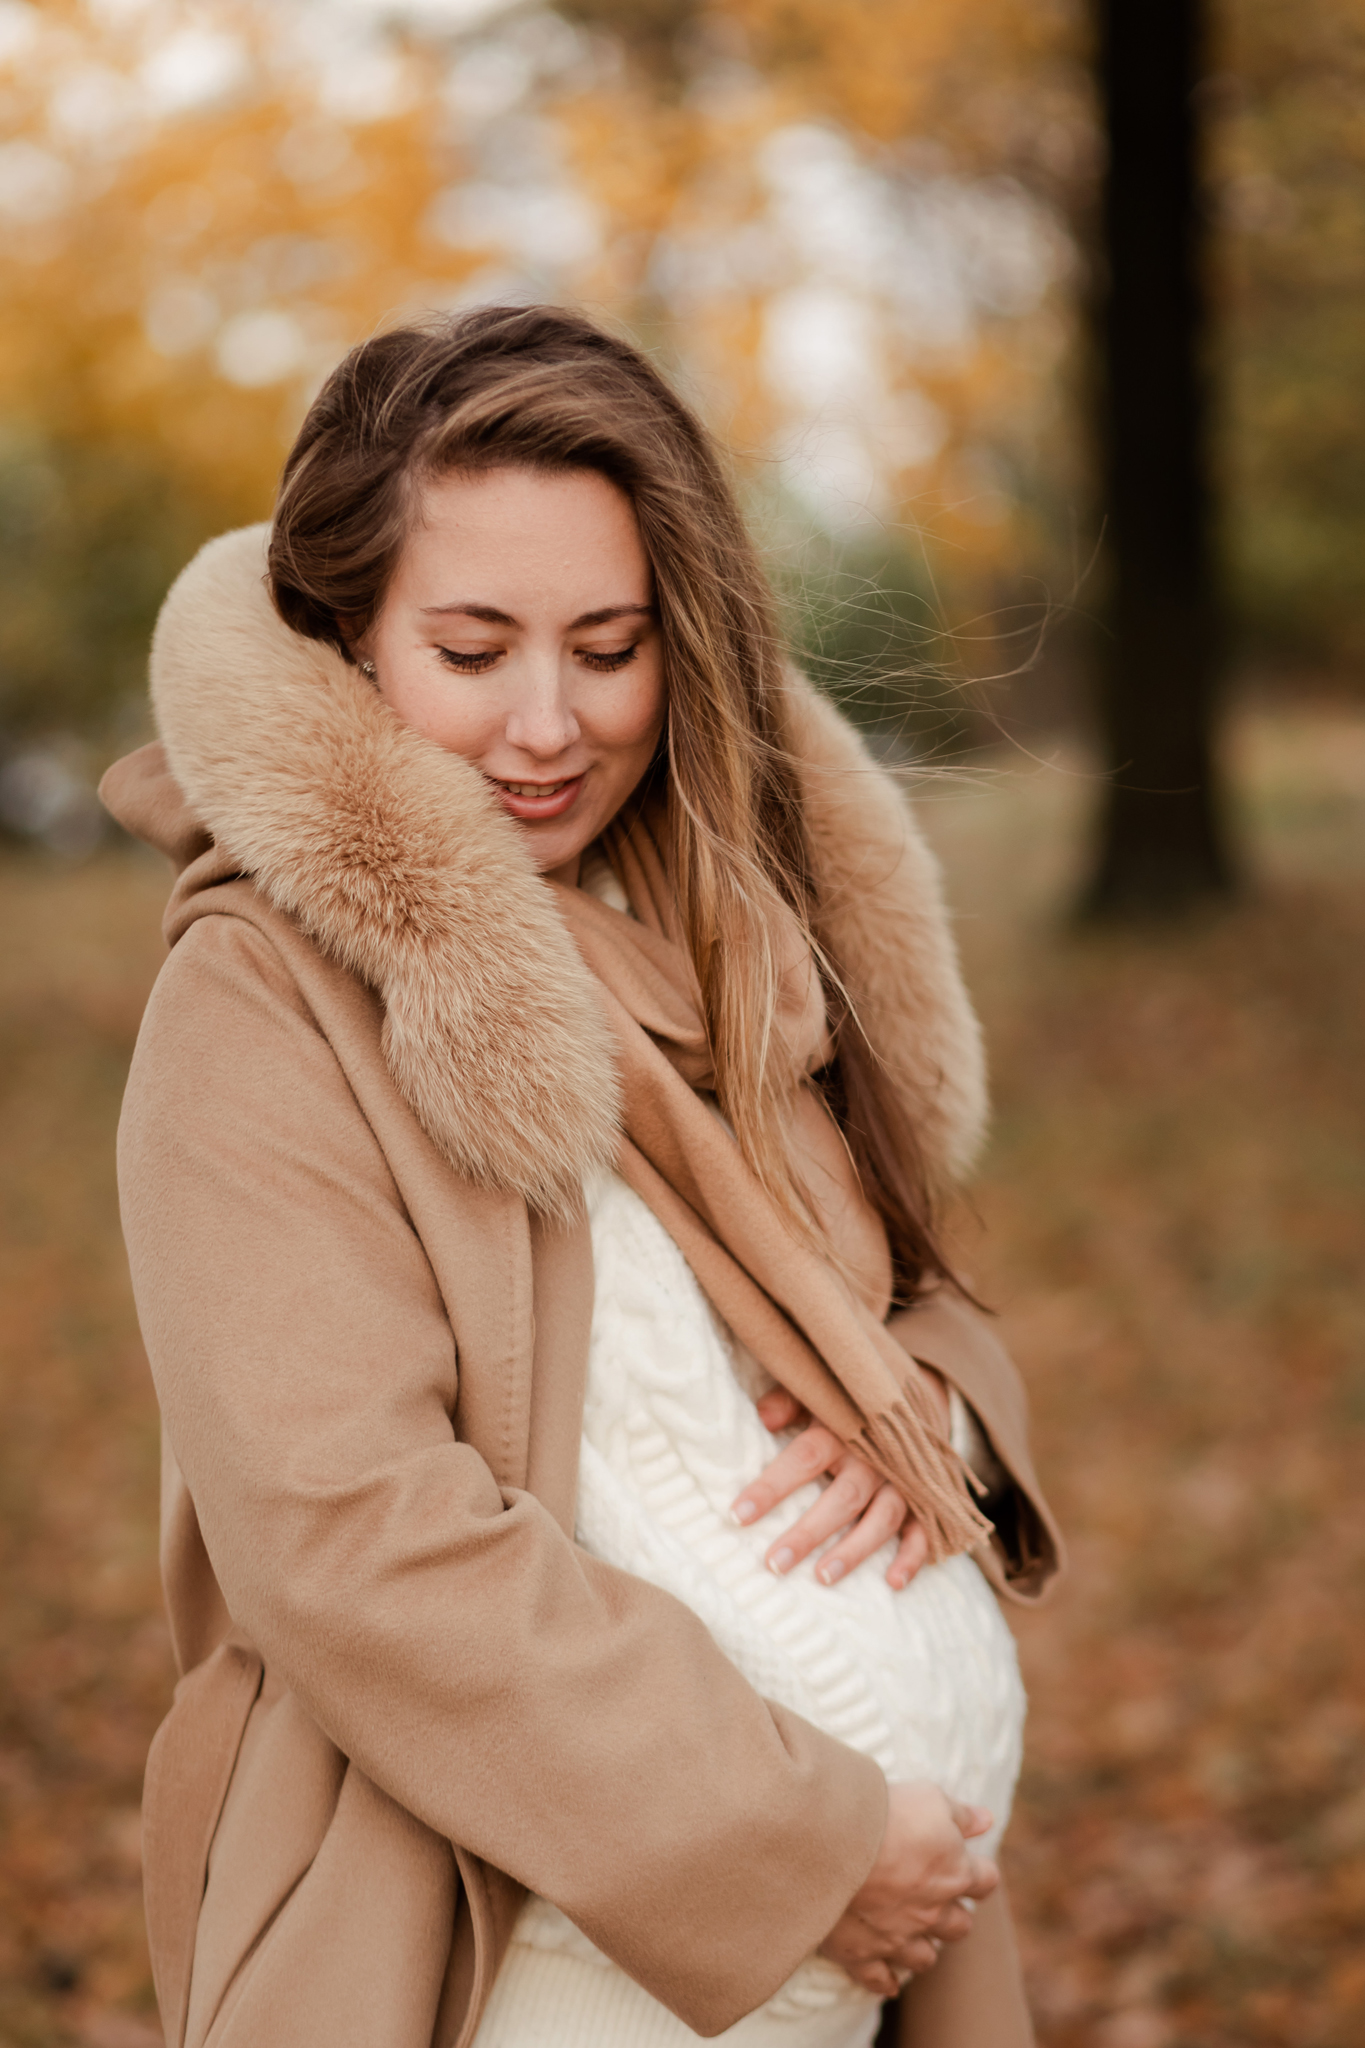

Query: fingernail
[732,1499,758,1525]
[818,1558,845,1585]
[769,1546,794,1574]
[888,1570,904,1589]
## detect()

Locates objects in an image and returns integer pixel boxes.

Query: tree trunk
[1083,0,1235,915]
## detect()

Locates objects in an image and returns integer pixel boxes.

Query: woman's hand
[819,1781,998,1997]
[730,1380,948,1591]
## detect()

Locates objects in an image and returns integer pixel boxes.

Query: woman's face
[361,465,665,886]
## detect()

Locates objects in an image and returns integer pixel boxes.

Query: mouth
[489,774,585,822]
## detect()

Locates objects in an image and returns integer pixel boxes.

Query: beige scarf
[552,811,992,1562]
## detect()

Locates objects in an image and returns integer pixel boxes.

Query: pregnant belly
[497,1173,1023,2036]
[580,1172,1027,1846]
[576,1440,1024,1848]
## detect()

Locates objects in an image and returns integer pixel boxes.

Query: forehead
[399,465,650,592]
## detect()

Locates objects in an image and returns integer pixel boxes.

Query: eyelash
[436,645,639,675]
[581,646,639,673]
[437,649,497,673]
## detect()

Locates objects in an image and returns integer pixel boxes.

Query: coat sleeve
[118,911,888,2036]
[887,1290,1064,1602]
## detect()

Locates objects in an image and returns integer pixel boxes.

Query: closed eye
[578,645,639,672]
[437,647,501,673]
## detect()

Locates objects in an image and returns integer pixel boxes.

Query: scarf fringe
[854,1384,996,1563]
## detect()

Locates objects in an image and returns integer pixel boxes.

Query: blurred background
[1,2,1363,2043]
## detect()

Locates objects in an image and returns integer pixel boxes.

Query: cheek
[377,651,494,760]
[597,658,666,757]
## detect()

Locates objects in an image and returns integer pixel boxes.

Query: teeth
[503,781,569,797]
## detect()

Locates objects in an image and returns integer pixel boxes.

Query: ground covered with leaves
[1,706,1361,2047]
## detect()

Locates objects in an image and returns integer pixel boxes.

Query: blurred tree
[0,432,216,736]
[553,0,1087,747]
[1,0,1081,755]
[18,0,1362,786]
[558,0,701,86]
[1084,0,1235,914]
[0,1,485,740]
[1214,0,1365,671]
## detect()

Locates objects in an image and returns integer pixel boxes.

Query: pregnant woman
[102,304,1061,2048]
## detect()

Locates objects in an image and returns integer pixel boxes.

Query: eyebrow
[418,601,655,629]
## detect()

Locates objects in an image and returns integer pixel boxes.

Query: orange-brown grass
[0,847,171,2048]
[929,706,1365,2048]
[0,706,1361,2047]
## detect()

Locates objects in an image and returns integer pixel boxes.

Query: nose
[503,656,581,761]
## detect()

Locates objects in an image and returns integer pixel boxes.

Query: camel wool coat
[103,528,1062,2048]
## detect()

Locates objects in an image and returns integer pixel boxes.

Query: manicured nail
[818,1558,845,1585]
[769,1546,795,1574]
[732,1499,758,1525]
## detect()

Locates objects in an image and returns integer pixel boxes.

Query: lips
[490,774,585,822]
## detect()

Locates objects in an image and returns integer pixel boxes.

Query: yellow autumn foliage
[15,0,1362,740]
[1,0,1087,739]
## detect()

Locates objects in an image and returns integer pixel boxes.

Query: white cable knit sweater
[473,854,1025,2047]
[473,1166,1025,2048]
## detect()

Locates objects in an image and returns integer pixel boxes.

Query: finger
[948,1800,994,1841]
[755,1388,806,1433]
[764,1458,881,1575]
[731,1423,843,1528]
[927,1902,976,1946]
[815,1484,907,1586]
[846,1958,902,1999]
[955,1856,1000,1901]
[890,1937,941,1975]
[887,1517,929,1591]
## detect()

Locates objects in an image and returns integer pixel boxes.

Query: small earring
[359,659,377,679]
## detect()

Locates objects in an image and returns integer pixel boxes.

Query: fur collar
[147,525,986,1216]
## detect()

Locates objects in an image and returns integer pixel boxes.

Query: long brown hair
[268,304,952,1294]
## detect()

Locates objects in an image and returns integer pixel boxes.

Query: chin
[523,824,585,875]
